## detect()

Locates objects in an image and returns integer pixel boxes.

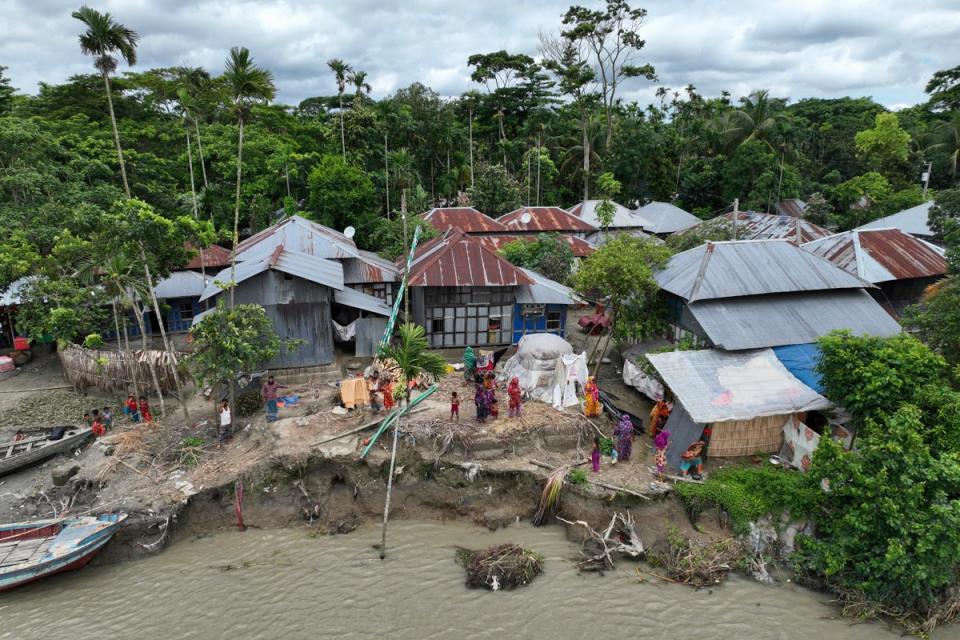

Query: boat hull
[0,428,93,477]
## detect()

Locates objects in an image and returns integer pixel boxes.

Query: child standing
[507,377,522,418]
[102,406,113,431]
[217,399,232,448]
[591,436,601,472]
[381,377,395,412]
[91,411,105,438]
[450,391,460,422]
[654,430,670,481]
[138,396,152,424]
[124,394,140,422]
[82,412,92,427]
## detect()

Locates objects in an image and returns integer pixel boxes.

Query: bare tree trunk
[468,108,475,189]
[384,131,390,218]
[103,72,131,197]
[536,133,542,206]
[194,118,209,190]
[339,92,346,158]
[186,130,206,285]
[120,310,140,396]
[284,163,292,199]
[140,248,190,420]
[380,390,408,559]
[111,300,122,353]
[582,115,591,201]
[129,297,165,417]
[231,116,245,310]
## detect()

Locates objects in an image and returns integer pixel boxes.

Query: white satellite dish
[520,212,533,224]
[343,226,356,239]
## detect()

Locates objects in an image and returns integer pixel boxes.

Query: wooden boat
[0,426,93,477]
[0,513,126,591]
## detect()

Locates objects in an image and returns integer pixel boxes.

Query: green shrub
[568,468,588,486]
[83,333,105,349]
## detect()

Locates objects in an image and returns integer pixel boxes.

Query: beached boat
[0,513,126,591]
[0,426,93,477]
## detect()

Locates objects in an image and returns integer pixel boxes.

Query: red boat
[0,513,126,591]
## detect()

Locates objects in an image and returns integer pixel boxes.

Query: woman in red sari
[507,377,522,417]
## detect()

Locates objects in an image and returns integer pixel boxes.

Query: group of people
[122,394,152,424]
[82,406,114,437]
[467,373,523,424]
[367,371,397,413]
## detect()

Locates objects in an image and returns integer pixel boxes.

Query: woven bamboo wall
[57,345,186,393]
[709,414,790,457]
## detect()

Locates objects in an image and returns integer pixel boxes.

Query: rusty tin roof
[422,207,508,233]
[407,229,535,287]
[499,206,597,232]
[803,228,947,283]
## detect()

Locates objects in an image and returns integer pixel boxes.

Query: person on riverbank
[474,384,489,423]
[680,441,705,480]
[82,411,92,427]
[381,376,395,412]
[614,414,634,462]
[507,377,522,418]
[91,410,105,437]
[218,399,232,448]
[138,396,152,424]
[124,394,140,423]
[450,391,460,422]
[484,373,499,419]
[584,377,601,417]
[591,436,601,472]
[649,399,671,438]
[102,406,113,431]
[654,429,670,480]
[261,375,284,423]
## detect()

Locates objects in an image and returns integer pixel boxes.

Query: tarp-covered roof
[422,207,507,233]
[153,270,207,299]
[407,229,534,287]
[499,206,597,233]
[772,343,824,393]
[656,240,871,302]
[858,201,934,237]
[688,289,901,350]
[516,267,579,305]
[568,200,650,229]
[803,228,946,283]
[476,234,596,258]
[636,201,701,234]
[646,348,830,423]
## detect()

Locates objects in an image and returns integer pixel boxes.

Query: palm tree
[222,46,276,310]
[376,323,447,559]
[174,66,212,189]
[72,5,139,197]
[930,113,960,179]
[349,69,372,104]
[728,89,783,151]
[327,59,352,158]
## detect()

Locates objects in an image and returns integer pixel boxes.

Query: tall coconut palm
[174,66,212,189]
[728,89,784,151]
[72,5,139,197]
[376,323,447,559]
[349,69,372,104]
[327,58,352,158]
[222,46,276,310]
[931,113,960,179]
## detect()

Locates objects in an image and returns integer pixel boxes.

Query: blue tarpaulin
[773,343,824,393]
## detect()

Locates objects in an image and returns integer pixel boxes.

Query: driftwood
[529,459,651,500]
[558,511,645,571]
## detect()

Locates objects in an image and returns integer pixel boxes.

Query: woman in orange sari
[583,377,601,417]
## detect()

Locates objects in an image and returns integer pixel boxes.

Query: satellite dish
[520,212,533,224]
[343,226,356,239]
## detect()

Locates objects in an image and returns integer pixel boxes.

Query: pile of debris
[455,543,544,591]
[646,536,746,587]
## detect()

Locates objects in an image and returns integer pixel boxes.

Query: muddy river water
[1,521,958,640]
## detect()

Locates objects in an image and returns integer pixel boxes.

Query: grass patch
[674,465,815,533]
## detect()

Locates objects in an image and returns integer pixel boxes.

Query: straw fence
[58,345,189,393]
[708,414,788,457]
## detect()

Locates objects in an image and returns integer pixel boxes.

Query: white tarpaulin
[332,319,357,342]
[645,348,830,424]
[500,334,585,408]
[622,358,665,401]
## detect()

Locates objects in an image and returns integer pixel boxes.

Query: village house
[803,227,947,316]
[679,210,833,245]
[146,243,233,334]
[470,205,598,263]
[857,200,937,242]
[406,229,577,348]
[567,199,654,243]
[197,215,399,368]
[421,206,508,234]
[655,239,901,350]
[634,201,702,236]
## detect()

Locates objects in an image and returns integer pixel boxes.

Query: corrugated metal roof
[184,243,232,270]
[568,200,651,229]
[200,248,344,301]
[0,276,39,306]
[237,215,360,260]
[476,234,597,258]
[858,201,934,237]
[636,202,701,234]
[190,307,214,327]
[408,229,535,287]
[688,289,902,350]
[342,252,400,284]
[499,206,596,232]
[333,287,392,315]
[705,211,832,244]
[515,267,579,305]
[422,207,508,233]
[646,348,830,423]
[776,199,807,218]
[656,240,871,302]
[803,228,947,283]
[153,270,206,299]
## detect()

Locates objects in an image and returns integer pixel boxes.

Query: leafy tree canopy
[499,232,575,283]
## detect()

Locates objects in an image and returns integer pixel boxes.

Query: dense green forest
[2,2,959,297]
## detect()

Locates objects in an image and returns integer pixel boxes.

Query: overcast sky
[2,0,958,110]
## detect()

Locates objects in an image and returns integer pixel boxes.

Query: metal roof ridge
[687,242,716,302]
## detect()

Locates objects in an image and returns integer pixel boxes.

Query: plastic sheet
[499,334,583,407]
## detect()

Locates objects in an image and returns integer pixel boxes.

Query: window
[178,301,195,320]
[546,311,562,331]
[488,316,501,331]
[431,317,446,334]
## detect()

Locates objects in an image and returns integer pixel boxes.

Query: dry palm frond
[533,465,567,526]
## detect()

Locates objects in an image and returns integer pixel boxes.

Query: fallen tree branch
[529,459,650,500]
[311,408,429,447]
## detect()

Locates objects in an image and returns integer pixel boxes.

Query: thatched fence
[58,345,188,393]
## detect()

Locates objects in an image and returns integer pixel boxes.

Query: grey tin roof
[858,201,934,237]
[636,202,701,234]
[688,289,901,350]
[656,240,871,302]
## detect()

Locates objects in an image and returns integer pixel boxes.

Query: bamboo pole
[379,404,403,560]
